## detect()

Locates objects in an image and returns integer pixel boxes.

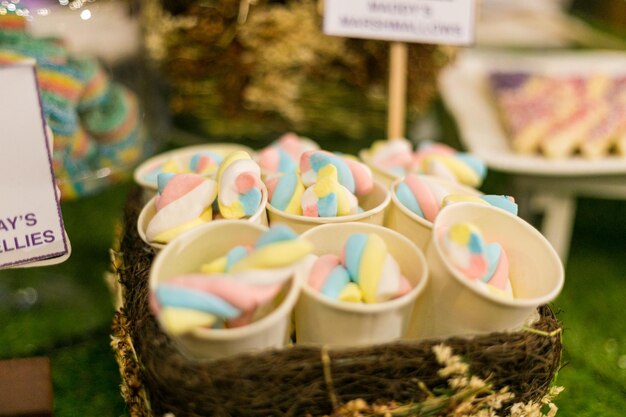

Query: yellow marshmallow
[359,234,387,304]
[230,240,313,272]
[153,207,213,243]
[442,194,488,207]
[201,255,228,274]
[219,202,246,219]
[339,282,363,303]
[160,307,217,335]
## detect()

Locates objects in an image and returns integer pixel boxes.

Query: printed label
[324,0,476,45]
[0,64,70,268]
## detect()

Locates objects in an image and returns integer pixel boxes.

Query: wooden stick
[387,41,408,140]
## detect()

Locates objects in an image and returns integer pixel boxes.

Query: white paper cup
[294,222,429,347]
[137,186,268,251]
[358,149,399,189]
[266,180,390,235]
[411,203,564,339]
[385,175,482,251]
[134,143,255,203]
[149,220,301,360]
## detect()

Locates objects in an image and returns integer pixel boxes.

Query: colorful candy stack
[439,222,513,300]
[366,139,487,188]
[395,174,517,223]
[151,225,313,334]
[307,233,412,304]
[0,12,149,199]
[265,145,374,218]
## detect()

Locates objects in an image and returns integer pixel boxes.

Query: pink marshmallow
[236,172,261,194]
[488,248,510,291]
[403,174,440,222]
[257,147,280,173]
[308,255,342,291]
[344,157,373,196]
[165,274,282,312]
[155,174,205,211]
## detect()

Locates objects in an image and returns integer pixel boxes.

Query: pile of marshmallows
[145,132,523,336]
[151,224,419,336]
[152,225,313,334]
[146,151,264,244]
[259,133,374,217]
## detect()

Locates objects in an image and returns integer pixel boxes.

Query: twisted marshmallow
[153,225,313,333]
[146,173,217,244]
[257,132,319,175]
[301,165,358,217]
[217,151,264,219]
[341,233,412,304]
[440,222,513,299]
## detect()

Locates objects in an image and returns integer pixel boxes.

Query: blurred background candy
[0,10,153,200]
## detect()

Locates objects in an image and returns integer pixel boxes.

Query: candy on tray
[489,71,626,159]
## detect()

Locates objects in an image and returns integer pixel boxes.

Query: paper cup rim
[137,195,164,250]
[358,149,401,182]
[389,175,484,229]
[431,203,565,308]
[149,219,303,341]
[134,143,256,190]
[137,185,268,251]
[298,222,429,314]
[266,180,391,224]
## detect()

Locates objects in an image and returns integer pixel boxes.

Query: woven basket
[110,186,563,417]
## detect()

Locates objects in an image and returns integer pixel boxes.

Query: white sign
[323,0,476,45]
[0,64,70,268]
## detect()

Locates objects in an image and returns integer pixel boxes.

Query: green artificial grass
[50,326,127,417]
[551,198,626,417]
[0,181,132,358]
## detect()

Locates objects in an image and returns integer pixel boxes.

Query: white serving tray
[438,49,626,176]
